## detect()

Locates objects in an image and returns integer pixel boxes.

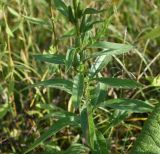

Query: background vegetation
[0,0,160,153]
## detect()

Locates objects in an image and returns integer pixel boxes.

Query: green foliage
[0,103,9,119]
[72,73,84,109]
[32,79,73,94]
[24,115,79,154]
[0,0,159,153]
[34,54,65,64]
[93,131,109,154]
[97,99,153,113]
[93,77,142,89]
[131,103,160,154]
[26,1,150,153]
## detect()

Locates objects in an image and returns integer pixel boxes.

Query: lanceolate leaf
[93,131,109,154]
[32,79,73,94]
[62,143,88,154]
[23,15,47,25]
[80,107,96,149]
[90,83,107,106]
[83,8,106,15]
[24,116,79,154]
[80,107,89,140]
[89,55,112,78]
[80,15,103,33]
[33,54,65,64]
[65,48,76,71]
[90,41,133,51]
[8,7,20,17]
[94,77,142,89]
[72,73,84,109]
[88,41,133,58]
[131,103,160,154]
[88,109,96,149]
[0,103,9,120]
[98,99,153,113]
[53,0,69,19]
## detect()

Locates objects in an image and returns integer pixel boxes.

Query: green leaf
[90,83,107,107]
[68,5,75,23]
[36,103,76,120]
[98,99,153,113]
[141,26,160,40]
[60,28,76,39]
[8,7,20,17]
[80,107,96,149]
[65,48,76,71]
[84,8,105,15]
[90,41,133,50]
[0,103,9,120]
[32,79,73,94]
[93,131,109,154]
[6,25,14,37]
[151,75,160,87]
[36,143,60,154]
[53,0,69,19]
[62,143,88,154]
[23,15,47,25]
[33,54,65,64]
[88,41,133,58]
[94,77,142,89]
[89,55,112,78]
[88,109,96,149]
[131,103,160,154]
[109,110,129,128]
[81,19,103,33]
[23,116,79,154]
[80,107,88,140]
[80,14,103,33]
[72,73,84,109]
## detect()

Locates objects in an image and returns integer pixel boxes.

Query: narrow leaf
[88,109,96,149]
[65,48,76,71]
[88,41,133,58]
[32,79,73,94]
[80,107,88,140]
[53,0,69,18]
[90,83,107,107]
[80,107,96,149]
[23,15,46,25]
[94,77,142,89]
[8,7,19,17]
[6,25,14,37]
[0,103,9,119]
[34,54,65,64]
[93,131,109,154]
[90,41,133,50]
[84,8,106,15]
[98,99,153,113]
[89,55,112,78]
[23,116,79,154]
[68,6,75,23]
[62,143,88,154]
[82,20,103,33]
[72,73,84,109]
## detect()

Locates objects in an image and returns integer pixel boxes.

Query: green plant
[23,0,154,153]
[131,102,160,154]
